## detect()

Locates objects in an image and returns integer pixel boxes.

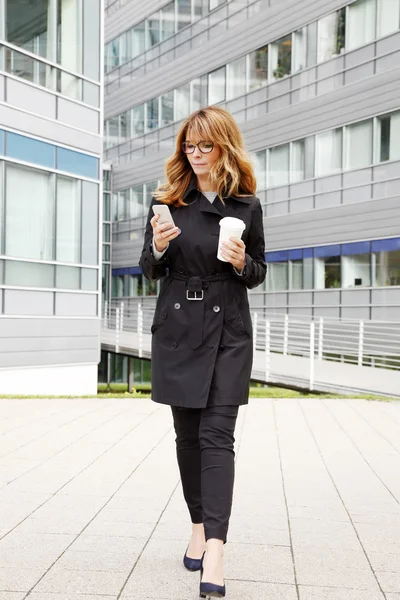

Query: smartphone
[152,204,176,227]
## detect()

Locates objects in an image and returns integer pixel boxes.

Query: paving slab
[0,397,399,600]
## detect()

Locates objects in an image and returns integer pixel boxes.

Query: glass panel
[346,120,373,169]
[82,0,100,80]
[57,148,99,179]
[102,244,110,261]
[347,0,376,51]
[6,164,54,260]
[315,129,342,176]
[5,47,51,89]
[317,9,346,63]
[374,248,400,286]
[145,181,158,215]
[0,162,3,254]
[103,223,110,243]
[161,91,174,126]
[248,46,268,91]
[289,259,303,289]
[342,253,371,287]
[56,176,81,263]
[6,0,53,60]
[58,0,82,99]
[268,144,289,187]
[148,14,160,47]
[83,81,100,106]
[81,268,98,290]
[5,261,55,288]
[108,116,119,147]
[0,130,4,154]
[270,35,292,80]
[293,28,306,72]
[208,66,226,104]
[267,262,288,290]
[132,105,145,137]
[161,2,175,41]
[194,0,208,19]
[227,56,246,100]
[102,264,110,303]
[378,0,400,37]
[132,21,146,57]
[314,255,341,289]
[291,139,305,182]
[146,98,159,131]
[103,192,111,220]
[177,0,192,30]
[191,75,208,111]
[6,132,55,169]
[56,265,80,289]
[119,112,131,141]
[304,255,313,288]
[81,181,99,265]
[253,150,267,191]
[175,83,191,120]
[112,194,118,221]
[378,112,400,162]
[307,21,318,66]
[130,185,144,218]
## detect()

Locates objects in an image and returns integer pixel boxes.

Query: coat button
[171,341,178,349]
[174,303,181,310]
[219,345,225,352]
[161,312,167,319]
[213,305,220,313]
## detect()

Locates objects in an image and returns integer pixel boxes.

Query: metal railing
[102,300,400,391]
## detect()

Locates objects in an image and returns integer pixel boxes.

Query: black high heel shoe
[183,546,202,572]
[199,552,226,599]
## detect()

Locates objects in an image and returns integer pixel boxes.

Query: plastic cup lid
[219,216,246,230]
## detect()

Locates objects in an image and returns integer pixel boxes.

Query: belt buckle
[186,290,204,301]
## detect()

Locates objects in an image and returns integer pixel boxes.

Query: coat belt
[168,271,232,349]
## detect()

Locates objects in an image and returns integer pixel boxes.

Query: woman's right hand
[151,214,181,252]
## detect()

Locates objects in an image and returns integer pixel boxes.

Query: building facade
[105,0,400,324]
[0,0,104,394]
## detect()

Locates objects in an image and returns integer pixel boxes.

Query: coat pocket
[224,293,251,337]
[151,278,172,334]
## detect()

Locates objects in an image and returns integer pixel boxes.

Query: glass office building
[0,0,103,394]
[105,0,400,322]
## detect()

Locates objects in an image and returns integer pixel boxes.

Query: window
[146,98,159,131]
[227,57,246,100]
[317,9,346,63]
[103,224,111,243]
[132,21,146,57]
[132,105,145,137]
[175,84,191,121]
[307,21,318,66]
[191,76,208,111]
[342,242,371,287]
[7,0,51,60]
[314,246,341,289]
[132,185,145,218]
[56,265,80,290]
[248,46,268,91]
[372,239,400,286]
[268,144,289,187]
[289,250,303,290]
[6,132,55,169]
[119,112,131,141]
[378,0,400,37]
[108,117,119,147]
[161,2,176,41]
[293,28,306,72]
[6,261,55,288]
[266,252,289,291]
[81,181,99,265]
[177,0,192,31]
[161,92,174,126]
[194,0,208,19]
[270,35,292,80]
[208,67,226,104]
[6,164,54,261]
[56,176,81,263]
[148,14,161,47]
[253,150,267,191]
[291,137,315,182]
[57,148,99,180]
[347,0,376,51]
[346,120,373,169]
[378,112,400,162]
[315,129,342,176]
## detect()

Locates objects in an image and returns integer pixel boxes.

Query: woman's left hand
[220,238,246,271]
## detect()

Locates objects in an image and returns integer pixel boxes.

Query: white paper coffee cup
[217,217,246,262]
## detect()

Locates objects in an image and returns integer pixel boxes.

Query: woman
[139,106,266,599]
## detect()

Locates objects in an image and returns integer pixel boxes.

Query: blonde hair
[154,106,257,206]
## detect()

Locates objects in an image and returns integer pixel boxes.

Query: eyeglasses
[182,141,214,154]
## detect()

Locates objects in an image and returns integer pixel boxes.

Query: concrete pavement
[0,396,399,600]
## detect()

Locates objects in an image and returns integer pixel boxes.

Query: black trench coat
[139,177,266,408]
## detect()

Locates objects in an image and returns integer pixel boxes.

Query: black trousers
[171,404,239,544]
